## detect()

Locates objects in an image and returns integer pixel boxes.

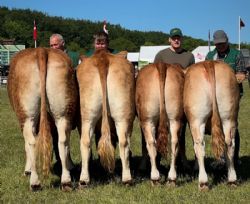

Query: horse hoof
[30,184,42,192]
[228,181,238,188]
[151,179,161,187]
[61,182,73,192]
[122,179,133,186]
[166,179,176,187]
[24,171,31,176]
[78,181,89,190]
[199,182,209,192]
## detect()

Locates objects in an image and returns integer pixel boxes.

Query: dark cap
[213,30,228,44]
[170,28,183,37]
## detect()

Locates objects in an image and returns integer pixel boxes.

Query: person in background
[85,30,120,155]
[206,30,247,167]
[49,33,80,171]
[141,28,195,172]
[85,31,118,56]
[155,28,195,169]
[50,33,80,68]
[154,27,194,69]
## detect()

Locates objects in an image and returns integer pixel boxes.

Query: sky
[1,0,250,44]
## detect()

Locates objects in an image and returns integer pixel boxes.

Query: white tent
[138,45,170,69]
[127,52,139,62]
[139,45,169,64]
[192,46,215,63]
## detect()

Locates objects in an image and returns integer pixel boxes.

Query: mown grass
[1,82,250,203]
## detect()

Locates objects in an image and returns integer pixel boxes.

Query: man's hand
[235,72,246,83]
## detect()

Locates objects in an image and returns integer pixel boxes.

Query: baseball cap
[213,30,228,44]
[169,28,183,37]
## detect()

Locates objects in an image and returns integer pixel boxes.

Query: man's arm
[236,51,246,73]
[235,51,246,83]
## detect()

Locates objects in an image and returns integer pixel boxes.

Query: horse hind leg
[24,137,32,176]
[141,122,160,182]
[23,119,41,190]
[190,121,209,191]
[56,117,73,189]
[223,120,237,185]
[79,121,94,187]
[167,120,181,185]
[115,121,133,184]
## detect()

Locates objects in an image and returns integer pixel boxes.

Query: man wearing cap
[206,30,247,167]
[153,28,194,171]
[154,28,194,68]
[206,30,246,86]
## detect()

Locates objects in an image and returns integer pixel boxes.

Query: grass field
[0,82,250,203]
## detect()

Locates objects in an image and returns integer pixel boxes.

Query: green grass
[1,82,250,203]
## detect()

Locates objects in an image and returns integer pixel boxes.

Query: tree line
[1,6,249,55]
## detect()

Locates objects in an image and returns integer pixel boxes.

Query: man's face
[94,39,108,50]
[215,42,229,53]
[50,37,64,51]
[169,36,182,49]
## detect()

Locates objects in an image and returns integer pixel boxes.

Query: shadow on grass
[50,155,250,188]
[51,155,155,188]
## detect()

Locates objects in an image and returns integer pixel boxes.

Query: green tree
[2,19,30,45]
[144,41,155,46]
[1,6,250,53]
[110,37,137,52]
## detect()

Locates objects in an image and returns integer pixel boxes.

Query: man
[154,28,194,69]
[85,31,120,153]
[49,33,80,171]
[142,28,194,172]
[206,30,246,166]
[85,31,118,56]
[155,28,194,169]
[50,33,80,68]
